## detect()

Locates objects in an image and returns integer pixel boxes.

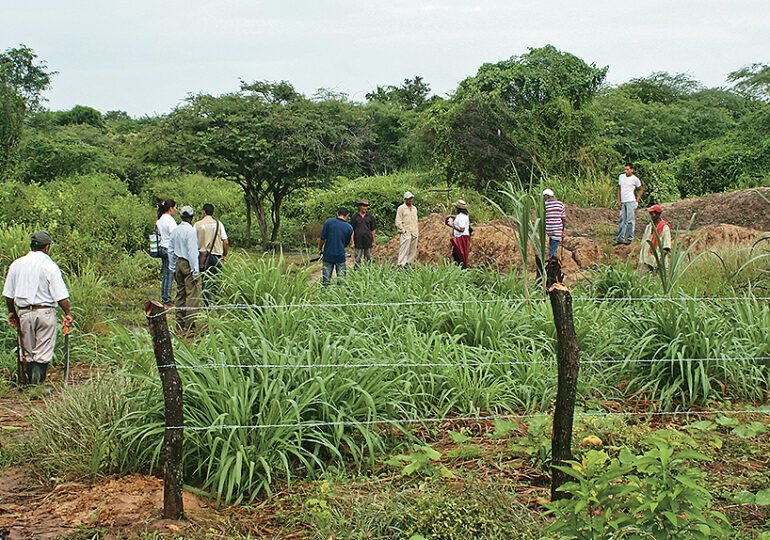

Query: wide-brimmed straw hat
[453,200,468,209]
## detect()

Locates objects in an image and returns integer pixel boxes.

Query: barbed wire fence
[143,285,770,518]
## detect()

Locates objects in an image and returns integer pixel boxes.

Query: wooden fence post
[546,259,580,501]
[145,300,184,520]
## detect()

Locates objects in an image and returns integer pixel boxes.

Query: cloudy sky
[3,0,768,117]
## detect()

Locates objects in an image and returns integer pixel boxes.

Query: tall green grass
[19,256,768,503]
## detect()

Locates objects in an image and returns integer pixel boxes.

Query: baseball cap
[647,204,663,213]
[180,205,194,217]
[404,191,414,199]
[31,230,53,246]
[542,189,554,197]
[356,199,369,206]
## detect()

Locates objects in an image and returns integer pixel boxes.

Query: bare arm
[58,298,73,326]
[223,239,229,259]
[5,296,17,328]
[636,184,644,203]
[318,238,325,256]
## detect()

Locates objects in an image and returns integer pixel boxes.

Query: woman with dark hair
[156,199,177,306]
[445,200,471,269]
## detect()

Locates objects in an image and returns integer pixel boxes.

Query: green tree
[423,45,607,192]
[728,62,770,101]
[158,81,373,248]
[0,45,56,174]
[366,76,434,111]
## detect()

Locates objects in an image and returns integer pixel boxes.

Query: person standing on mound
[616,163,643,245]
[639,204,671,275]
[396,191,419,266]
[446,200,471,269]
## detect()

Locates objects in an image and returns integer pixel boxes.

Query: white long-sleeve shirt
[168,222,200,276]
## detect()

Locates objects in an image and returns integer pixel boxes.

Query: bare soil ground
[375,187,770,279]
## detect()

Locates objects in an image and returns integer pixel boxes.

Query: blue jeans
[548,236,561,258]
[201,254,222,305]
[617,201,638,244]
[322,260,346,286]
[159,247,173,304]
[354,248,372,268]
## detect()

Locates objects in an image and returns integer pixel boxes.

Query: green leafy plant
[546,443,732,540]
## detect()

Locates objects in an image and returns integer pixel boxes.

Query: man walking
[169,206,201,334]
[3,230,73,385]
[639,204,672,275]
[616,163,643,245]
[396,191,419,266]
[350,199,377,268]
[543,189,567,259]
[319,207,353,286]
[194,203,229,304]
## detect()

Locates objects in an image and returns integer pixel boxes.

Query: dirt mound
[0,471,213,539]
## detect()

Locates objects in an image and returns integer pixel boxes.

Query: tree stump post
[546,259,580,501]
[145,300,184,520]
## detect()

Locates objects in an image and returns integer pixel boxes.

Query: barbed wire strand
[168,408,770,431]
[153,356,770,370]
[147,296,770,318]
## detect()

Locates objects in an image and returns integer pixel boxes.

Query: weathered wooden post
[145,300,184,520]
[546,259,580,501]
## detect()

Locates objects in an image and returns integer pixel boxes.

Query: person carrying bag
[194,204,229,304]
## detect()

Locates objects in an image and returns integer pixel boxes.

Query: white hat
[180,205,194,217]
[404,191,414,199]
[542,189,554,197]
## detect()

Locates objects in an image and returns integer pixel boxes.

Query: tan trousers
[398,234,419,265]
[19,307,57,364]
[174,258,201,332]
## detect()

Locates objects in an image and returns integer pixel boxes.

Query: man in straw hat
[395,191,419,266]
[446,200,471,269]
[639,204,671,275]
[3,230,73,385]
[350,199,377,268]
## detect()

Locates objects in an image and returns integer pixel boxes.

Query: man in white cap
[395,191,419,266]
[168,206,201,334]
[4,230,73,385]
[543,189,566,258]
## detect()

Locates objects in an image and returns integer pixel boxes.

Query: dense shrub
[0,174,147,271]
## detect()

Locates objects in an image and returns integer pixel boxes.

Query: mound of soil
[0,470,213,539]
[376,187,770,279]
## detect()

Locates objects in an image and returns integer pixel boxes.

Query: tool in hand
[63,321,71,388]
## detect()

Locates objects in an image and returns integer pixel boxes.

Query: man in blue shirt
[168,205,201,333]
[318,207,353,286]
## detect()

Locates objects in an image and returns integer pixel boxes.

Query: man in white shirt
[395,192,419,266]
[616,163,644,245]
[169,206,201,334]
[3,231,73,385]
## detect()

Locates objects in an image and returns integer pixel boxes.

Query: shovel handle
[63,321,71,336]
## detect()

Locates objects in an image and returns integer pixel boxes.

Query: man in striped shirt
[543,189,567,259]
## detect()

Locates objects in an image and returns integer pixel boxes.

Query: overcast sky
[3,0,768,117]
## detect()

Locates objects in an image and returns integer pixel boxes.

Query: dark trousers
[201,254,222,305]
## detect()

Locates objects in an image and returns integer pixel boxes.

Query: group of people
[317,192,475,286]
[155,199,229,333]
